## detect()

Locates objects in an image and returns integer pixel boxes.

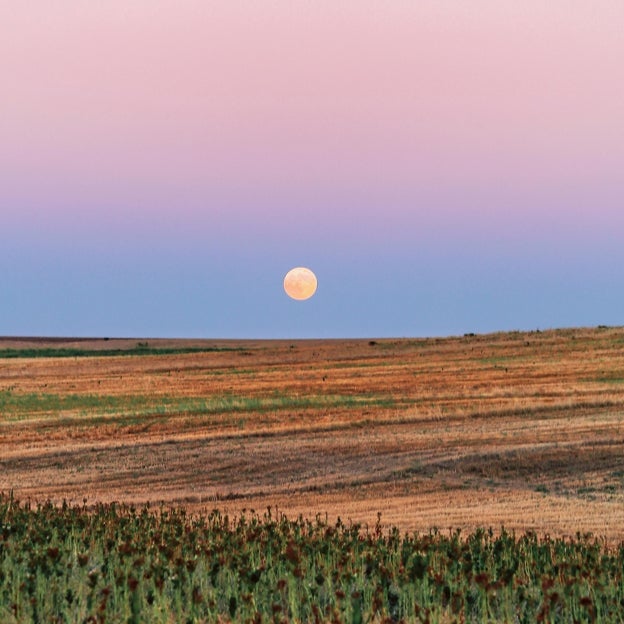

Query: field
[1,327,624,621]
[2,327,624,540]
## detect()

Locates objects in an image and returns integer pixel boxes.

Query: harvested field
[1,327,623,541]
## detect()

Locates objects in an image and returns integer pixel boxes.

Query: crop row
[1,493,623,623]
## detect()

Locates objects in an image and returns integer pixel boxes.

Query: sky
[1,1,623,338]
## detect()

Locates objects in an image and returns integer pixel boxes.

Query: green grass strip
[0,345,243,359]
[0,391,400,420]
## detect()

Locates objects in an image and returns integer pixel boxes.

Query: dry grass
[1,327,623,541]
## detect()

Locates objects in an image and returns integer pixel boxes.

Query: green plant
[1,494,623,622]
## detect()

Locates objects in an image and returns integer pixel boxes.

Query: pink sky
[1,1,623,336]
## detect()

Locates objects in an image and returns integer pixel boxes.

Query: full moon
[283,267,318,300]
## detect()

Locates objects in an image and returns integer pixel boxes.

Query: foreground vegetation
[1,494,622,623]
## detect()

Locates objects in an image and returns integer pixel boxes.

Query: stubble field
[1,327,623,541]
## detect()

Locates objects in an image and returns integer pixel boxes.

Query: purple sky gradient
[1,1,623,337]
